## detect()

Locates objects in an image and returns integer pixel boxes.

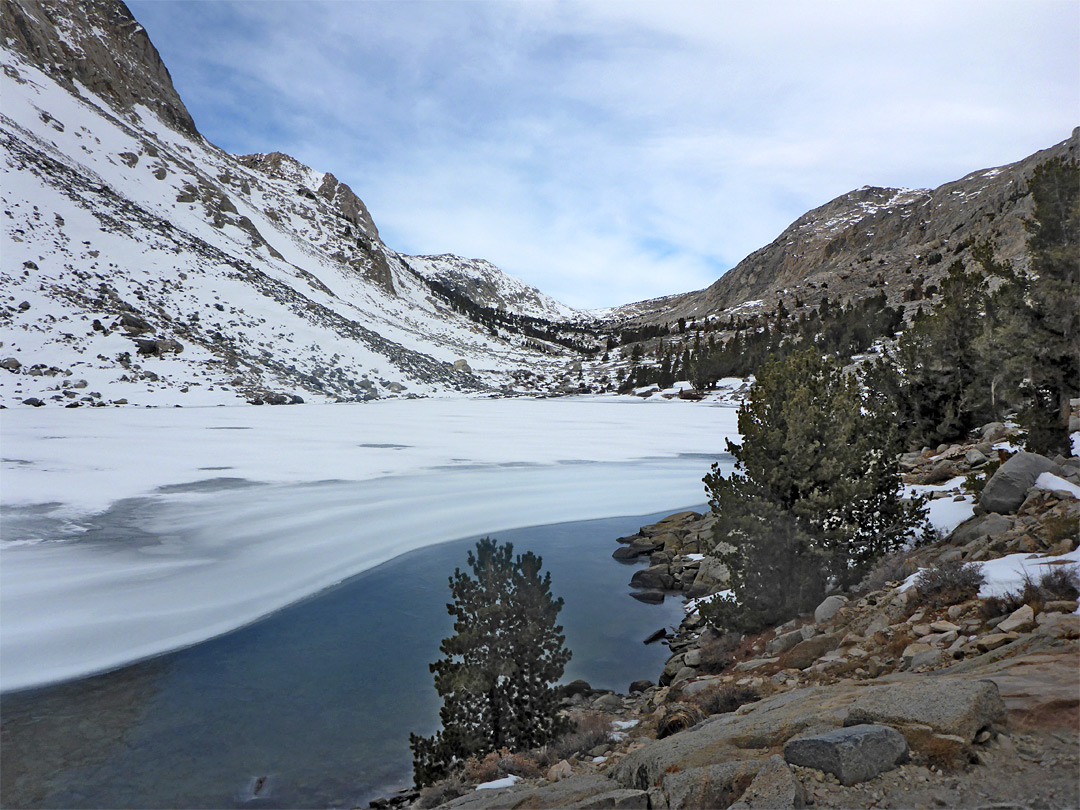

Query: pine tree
[410,538,571,786]
[1012,158,1079,452]
[888,260,994,447]
[702,349,924,631]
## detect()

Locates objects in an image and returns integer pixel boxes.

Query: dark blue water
[0,508,697,809]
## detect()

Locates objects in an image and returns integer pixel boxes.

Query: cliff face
[613,129,1079,324]
[1,0,197,136]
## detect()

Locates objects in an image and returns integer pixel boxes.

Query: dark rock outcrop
[2,0,198,136]
[783,724,909,786]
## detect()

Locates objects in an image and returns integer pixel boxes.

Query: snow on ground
[905,477,977,536]
[476,776,521,791]
[975,548,1080,599]
[0,397,739,691]
[902,549,1080,602]
[1034,472,1080,500]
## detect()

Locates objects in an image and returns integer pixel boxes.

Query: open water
[1,508,697,809]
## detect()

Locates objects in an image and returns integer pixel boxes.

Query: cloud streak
[130,0,1080,309]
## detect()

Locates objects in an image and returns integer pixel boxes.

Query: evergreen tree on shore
[410,538,571,786]
[702,349,925,632]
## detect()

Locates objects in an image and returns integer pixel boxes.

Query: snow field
[0,398,739,691]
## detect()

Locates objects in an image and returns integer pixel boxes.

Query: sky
[128,1,1080,310]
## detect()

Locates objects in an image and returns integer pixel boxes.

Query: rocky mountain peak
[610,129,1078,325]
[236,151,380,241]
[1,0,197,136]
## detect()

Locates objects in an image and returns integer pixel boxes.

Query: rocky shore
[373,419,1079,810]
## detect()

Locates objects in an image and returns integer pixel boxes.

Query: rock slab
[783,724,909,786]
[844,679,1006,742]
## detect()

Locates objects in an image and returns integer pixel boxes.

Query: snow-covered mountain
[0,0,590,408]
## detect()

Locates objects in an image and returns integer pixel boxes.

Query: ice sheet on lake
[0,398,738,691]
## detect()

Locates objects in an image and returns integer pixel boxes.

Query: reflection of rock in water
[0,659,164,808]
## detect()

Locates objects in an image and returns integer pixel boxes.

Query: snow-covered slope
[0,0,586,408]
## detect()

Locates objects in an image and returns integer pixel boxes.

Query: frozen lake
[1,397,739,691]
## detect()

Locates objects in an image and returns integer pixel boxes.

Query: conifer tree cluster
[617,293,904,393]
[410,538,571,786]
[876,158,1079,453]
[701,349,926,632]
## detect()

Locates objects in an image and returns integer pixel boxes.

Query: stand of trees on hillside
[618,293,904,392]
[702,157,1077,634]
[872,158,1079,454]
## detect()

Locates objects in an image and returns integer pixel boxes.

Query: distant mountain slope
[0,0,587,408]
[404,254,579,323]
[611,130,1079,325]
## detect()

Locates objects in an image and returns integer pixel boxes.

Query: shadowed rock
[784,724,908,785]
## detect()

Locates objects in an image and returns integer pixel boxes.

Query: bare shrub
[915,560,985,607]
[463,749,505,784]
[695,631,743,675]
[921,735,970,772]
[686,684,760,717]
[884,627,916,659]
[416,776,468,808]
[1041,515,1079,545]
[1038,564,1080,599]
[545,712,612,760]
[982,565,1079,618]
[657,703,706,739]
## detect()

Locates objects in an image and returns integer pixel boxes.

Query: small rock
[629,679,654,694]
[1,357,22,371]
[672,666,697,685]
[1035,612,1080,639]
[910,648,943,670]
[814,595,848,624]
[980,452,1064,514]
[734,657,780,672]
[592,693,623,711]
[997,604,1035,634]
[546,759,572,782]
[728,754,805,810]
[21,397,44,407]
[901,642,933,668]
[784,634,841,670]
[976,632,1019,652]
[643,628,668,645]
[923,459,957,485]
[767,629,805,656]
[930,620,961,633]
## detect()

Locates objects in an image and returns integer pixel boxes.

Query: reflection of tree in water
[1,659,163,808]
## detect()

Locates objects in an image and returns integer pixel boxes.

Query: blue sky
[129,1,1079,310]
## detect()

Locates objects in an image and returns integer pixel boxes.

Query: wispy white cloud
[131,0,1079,309]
